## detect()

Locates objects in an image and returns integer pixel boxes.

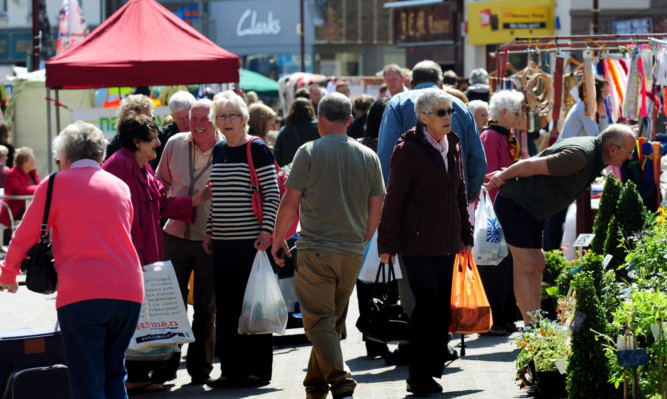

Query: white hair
[168,91,196,114]
[488,90,524,120]
[414,89,454,117]
[468,100,488,115]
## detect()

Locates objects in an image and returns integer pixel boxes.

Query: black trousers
[212,239,273,381]
[477,253,518,327]
[402,254,455,382]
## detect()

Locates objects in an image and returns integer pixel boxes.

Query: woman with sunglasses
[477,90,525,337]
[378,88,473,396]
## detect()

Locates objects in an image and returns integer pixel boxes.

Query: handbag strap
[372,259,398,298]
[40,172,57,239]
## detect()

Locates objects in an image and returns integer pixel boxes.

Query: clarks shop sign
[236,10,281,37]
[213,0,312,55]
[394,3,454,45]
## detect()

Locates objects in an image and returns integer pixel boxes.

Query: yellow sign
[467,0,554,45]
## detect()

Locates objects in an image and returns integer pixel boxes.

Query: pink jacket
[102,148,194,265]
[0,167,40,227]
[480,127,514,202]
[0,161,144,308]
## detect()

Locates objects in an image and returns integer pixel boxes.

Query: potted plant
[515,311,570,397]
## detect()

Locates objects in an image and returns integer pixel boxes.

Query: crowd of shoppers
[0,57,633,399]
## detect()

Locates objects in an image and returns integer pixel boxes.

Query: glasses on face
[424,108,455,118]
[614,144,634,158]
[215,113,241,121]
[514,110,521,117]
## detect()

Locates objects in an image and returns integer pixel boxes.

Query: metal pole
[55,89,61,136]
[592,0,599,34]
[46,87,52,172]
[31,0,39,71]
[299,0,305,72]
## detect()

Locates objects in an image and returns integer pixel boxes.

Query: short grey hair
[411,60,442,86]
[318,92,352,124]
[0,144,8,158]
[468,100,488,115]
[414,89,454,117]
[54,122,106,163]
[168,91,196,114]
[470,68,489,85]
[210,92,249,127]
[488,90,524,120]
[601,124,636,147]
[383,63,403,77]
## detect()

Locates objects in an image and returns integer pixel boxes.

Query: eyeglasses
[514,111,521,116]
[215,113,241,121]
[614,144,634,158]
[424,108,455,118]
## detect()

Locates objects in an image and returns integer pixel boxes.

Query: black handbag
[355,260,409,343]
[20,172,57,295]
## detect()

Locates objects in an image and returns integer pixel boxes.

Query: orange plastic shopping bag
[449,251,493,334]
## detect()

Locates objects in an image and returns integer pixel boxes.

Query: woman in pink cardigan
[102,114,211,393]
[478,89,524,337]
[0,147,40,228]
[0,122,144,399]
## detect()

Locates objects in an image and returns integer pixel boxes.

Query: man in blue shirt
[377,60,486,202]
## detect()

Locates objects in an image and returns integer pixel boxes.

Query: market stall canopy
[239,69,279,97]
[45,0,240,89]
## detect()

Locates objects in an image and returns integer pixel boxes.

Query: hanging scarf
[486,120,521,162]
[421,126,449,171]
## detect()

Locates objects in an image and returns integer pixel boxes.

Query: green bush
[592,174,622,254]
[616,180,647,240]
[543,249,570,286]
[604,215,626,275]
[566,272,616,398]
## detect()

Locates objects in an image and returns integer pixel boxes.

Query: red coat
[0,167,40,228]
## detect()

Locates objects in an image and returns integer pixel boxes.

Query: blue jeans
[57,299,141,399]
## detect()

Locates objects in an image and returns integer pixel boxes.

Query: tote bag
[128,261,195,351]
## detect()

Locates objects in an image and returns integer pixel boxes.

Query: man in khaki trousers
[272,93,385,399]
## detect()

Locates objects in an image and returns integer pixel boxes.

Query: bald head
[601,124,636,167]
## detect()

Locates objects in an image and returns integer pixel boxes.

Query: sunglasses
[424,108,455,117]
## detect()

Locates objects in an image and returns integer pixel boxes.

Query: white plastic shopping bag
[238,250,288,335]
[472,189,508,265]
[129,261,195,351]
[358,229,402,282]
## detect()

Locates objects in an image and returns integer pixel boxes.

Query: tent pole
[55,89,61,136]
[46,87,52,173]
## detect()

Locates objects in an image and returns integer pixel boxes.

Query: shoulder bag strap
[246,136,260,190]
[41,172,57,239]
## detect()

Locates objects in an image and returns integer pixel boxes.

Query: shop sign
[467,0,554,45]
[71,106,170,140]
[236,10,281,37]
[0,30,33,63]
[394,3,454,45]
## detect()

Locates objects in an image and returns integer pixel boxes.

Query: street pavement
[2,276,536,399]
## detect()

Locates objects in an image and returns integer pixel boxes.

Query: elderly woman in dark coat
[378,88,473,396]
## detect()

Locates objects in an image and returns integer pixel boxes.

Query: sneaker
[480,325,508,336]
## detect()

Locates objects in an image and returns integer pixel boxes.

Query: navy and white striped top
[207,139,280,240]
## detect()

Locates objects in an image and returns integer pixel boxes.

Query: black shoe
[384,348,410,366]
[503,322,519,333]
[239,376,270,387]
[444,346,458,361]
[190,377,214,385]
[206,378,232,388]
[406,378,443,396]
[480,325,508,336]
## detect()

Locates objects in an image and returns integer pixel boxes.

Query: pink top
[0,160,144,308]
[0,167,40,227]
[102,148,194,265]
[480,127,514,202]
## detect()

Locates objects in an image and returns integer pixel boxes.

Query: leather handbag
[355,260,409,343]
[20,172,57,295]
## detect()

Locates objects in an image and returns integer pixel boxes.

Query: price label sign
[603,254,613,268]
[617,349,649,367]
[569,311,587,332]
[573,233,595,248]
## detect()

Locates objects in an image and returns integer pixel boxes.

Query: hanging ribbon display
[583,49,596,120]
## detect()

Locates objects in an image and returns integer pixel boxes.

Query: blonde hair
[117,94,154,127]
[248,103,276,139]
[14,147,34,168]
